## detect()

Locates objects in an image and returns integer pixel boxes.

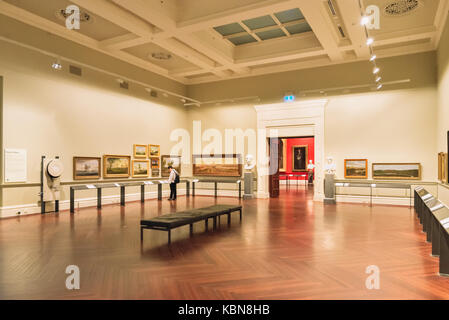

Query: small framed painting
[292,145,308,172]
[149,145,160,157]
[161,155,181,177]
[150,157,160,169]
[73,157,101,180]
[103,155,131,178]
[132,160,150,178]
[133,144,148,158]
[344,159,368,179]
[372,163,421,180]
[151,169,160,177]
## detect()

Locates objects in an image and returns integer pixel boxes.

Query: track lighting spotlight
[52,58,62,70]
[373,67,380,74]
[366,38,374,46]
[377,83,383,90]
[361,16,370,26]
[370,54,377,62]
[375,76,382,82]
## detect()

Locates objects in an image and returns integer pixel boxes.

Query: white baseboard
[0,189,186,219]
[336,195,413,206]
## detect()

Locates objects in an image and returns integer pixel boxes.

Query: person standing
[168,165,179,200]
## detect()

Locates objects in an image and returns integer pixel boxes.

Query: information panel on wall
[4,149,27,183]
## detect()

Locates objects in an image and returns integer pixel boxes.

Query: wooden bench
[140,205,242,244]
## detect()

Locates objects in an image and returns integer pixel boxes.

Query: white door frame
[254,99,327,201]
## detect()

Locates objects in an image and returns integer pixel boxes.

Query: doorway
[254,99,327,201]
[269,136,315,198]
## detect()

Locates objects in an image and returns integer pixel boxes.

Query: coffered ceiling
[0,0,448,84]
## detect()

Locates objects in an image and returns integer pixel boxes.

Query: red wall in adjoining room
[283,137,315,179]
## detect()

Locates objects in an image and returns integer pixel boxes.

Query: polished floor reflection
[0,186,448,299]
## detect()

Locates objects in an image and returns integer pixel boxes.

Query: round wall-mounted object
[47,159,64,178]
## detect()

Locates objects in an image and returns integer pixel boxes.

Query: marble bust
[244,154,256,172]
[324,157,336,175]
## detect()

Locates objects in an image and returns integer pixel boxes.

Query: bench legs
[168,229,171,244]
[190,224,193,236]
[228,213,231,226]
[141,227,144,242]
[205,219,209,231]
[239,209,242,222]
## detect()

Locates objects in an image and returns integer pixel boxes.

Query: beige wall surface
[187,88,438,182]
[187,51,437,104]
[0,40,189,207]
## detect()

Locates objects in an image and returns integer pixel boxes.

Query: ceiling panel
[123,42,198,70]
[228,34,257,46]
[286,23,313,35]
[3,0,130,41]
[256,28,286,41]
[274,8,305,23]
[213,23,245,36]
[242,15,276,30]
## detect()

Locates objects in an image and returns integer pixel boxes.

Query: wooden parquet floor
[0,186,448,300]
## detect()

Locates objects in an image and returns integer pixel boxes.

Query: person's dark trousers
[169,183,177,200]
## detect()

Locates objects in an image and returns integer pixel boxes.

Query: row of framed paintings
[133,144,160,158]
[73,155,168,180]
[344,159,422,180]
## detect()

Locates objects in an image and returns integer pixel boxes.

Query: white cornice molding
[254,99,328,113]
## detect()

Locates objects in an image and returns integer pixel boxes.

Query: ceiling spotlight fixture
[373,67,380,74]
[366,38,374,46]
[150,52,172,60]
[377,83,383,90]
[52,58,62,70]
[375,76,382,82]
[361,16,370,25]
[370,54,377,62]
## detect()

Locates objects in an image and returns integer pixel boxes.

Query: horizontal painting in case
[161,155,181,177]
[73,157,101,180]
[103,155,131,178]
[372,163,421,180]
[192,154,242,177]
[151,169,160,177]
[344,159,368,179]
[132,160,149,178]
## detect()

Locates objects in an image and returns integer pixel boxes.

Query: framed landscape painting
[149,145,160,157]
[344,159,368,179]
[192,154,242,177]
[161,155,181,177]
[73,157,101,180]
[292,145,308,172]
[372,163,421,180]
[133,144,148,158]
[103,155,131,178]
[151,169,160,177]
[132,160,149,178]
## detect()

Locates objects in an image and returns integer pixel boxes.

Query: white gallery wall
[0,40,190,216]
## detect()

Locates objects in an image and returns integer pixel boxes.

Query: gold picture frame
[344,159,368,179]
[150,157,160,169]
[439,152,448,183]
[133,144,148,158]
[132,160,150,178]
[149,145,160,157]
[161,155,181,177]
[73,157,101,180]
[103,155,131,178]
[292,145,308,172]
[372,163,421,180]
